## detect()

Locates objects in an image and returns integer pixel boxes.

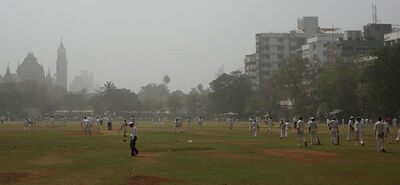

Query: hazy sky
[0,0,399,92]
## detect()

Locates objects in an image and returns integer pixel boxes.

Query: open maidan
[1,1,400,184]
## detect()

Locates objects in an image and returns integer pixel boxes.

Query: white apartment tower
[255,16,320,86]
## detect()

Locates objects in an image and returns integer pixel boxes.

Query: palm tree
[162,75,170,86]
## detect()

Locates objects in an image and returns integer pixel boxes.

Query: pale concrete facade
[384,31,400,46]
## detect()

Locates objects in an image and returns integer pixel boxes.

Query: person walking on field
[129,122,139,157]
[328,117,339,145]
[249,117,259,138]
[198,116,203,129]
[187,117,191,128]
[354,117,365,146]
[348,116,356,141]
[293,116,297,129]
[120,119,128,137]
[383,118,391,144]
[396,117,400,142]
[173,118,183,133]
[297,117,307,147]
[374,117,386,153]
[227,117,233,130]
[279,120,285,139]
[308,117,319,145]
[82,117,91,135]
[268,116,273,133]
[284,120,290,139]
[107,117,112,131]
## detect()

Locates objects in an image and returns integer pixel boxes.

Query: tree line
[0,44,399,120]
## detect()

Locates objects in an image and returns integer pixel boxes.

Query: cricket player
[107,117,112,131]
[354,117,365,146]
[120,120,128,137]
[284,120,290,139]
[24,118,31,131]
[198,116,203,129]
[374,117,386,153]
[293,116,297,129]
[347,116,356,141]
[227,117,233,130]
[249,118,259,138]
[308,117,319,145]
[279,120,285,139]
[383,118,391,144]
[129,122,139,157]
[187,117,191,128]
[297,117,307,147]
[328,117,339,145]
[396,117,400,142]
[0,117,4,125]
[268,116,273,133]
[82,117,91,135]
[61,116,66,127]
[174,118,183,133]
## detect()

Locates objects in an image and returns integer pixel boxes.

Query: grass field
[0,121,399,185]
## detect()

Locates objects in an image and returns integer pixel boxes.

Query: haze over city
[0,0,399,92]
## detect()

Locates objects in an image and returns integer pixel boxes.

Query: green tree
[318,59,360,118]
[138,83,170,111]
[209,71,253,117]
[361,44,400,117]
[272,57,319,117]
[167,90,186,117]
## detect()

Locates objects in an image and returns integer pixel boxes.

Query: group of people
[246,115,400,152]
[172,117,204,133]
[22,116,67,131]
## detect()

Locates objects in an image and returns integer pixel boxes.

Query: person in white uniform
[268,117,273,133]
[60,116,66,127]
[187,117,191,128]
[374,117,386,153]
[279,120,285,139]
[82,117,91,135]
[328,117,339,145]
[284,120,290,139]
[347,116,356,141]
[383,118,391,144]
[297,117,307,147]
[354,117,365,146]
[198,116,203,129]
[249,117,259,138]
[120,119,128,137]
[395,117,400,142]
[227,117,233,130]
[308,117,319,145]
[174,118,183,133]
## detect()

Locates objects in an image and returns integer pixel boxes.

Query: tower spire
[4,63,12,82]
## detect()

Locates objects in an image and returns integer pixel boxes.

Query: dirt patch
[0,172,29,184]
[222,140,268,145]
[29,156,74,165]
[258,149,339,164]
[128,175,181,185]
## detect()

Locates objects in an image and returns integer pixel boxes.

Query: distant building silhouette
[16,52,46,84]
[69,70,94,93]
[1,40,67,88]
[56,39,68,90]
